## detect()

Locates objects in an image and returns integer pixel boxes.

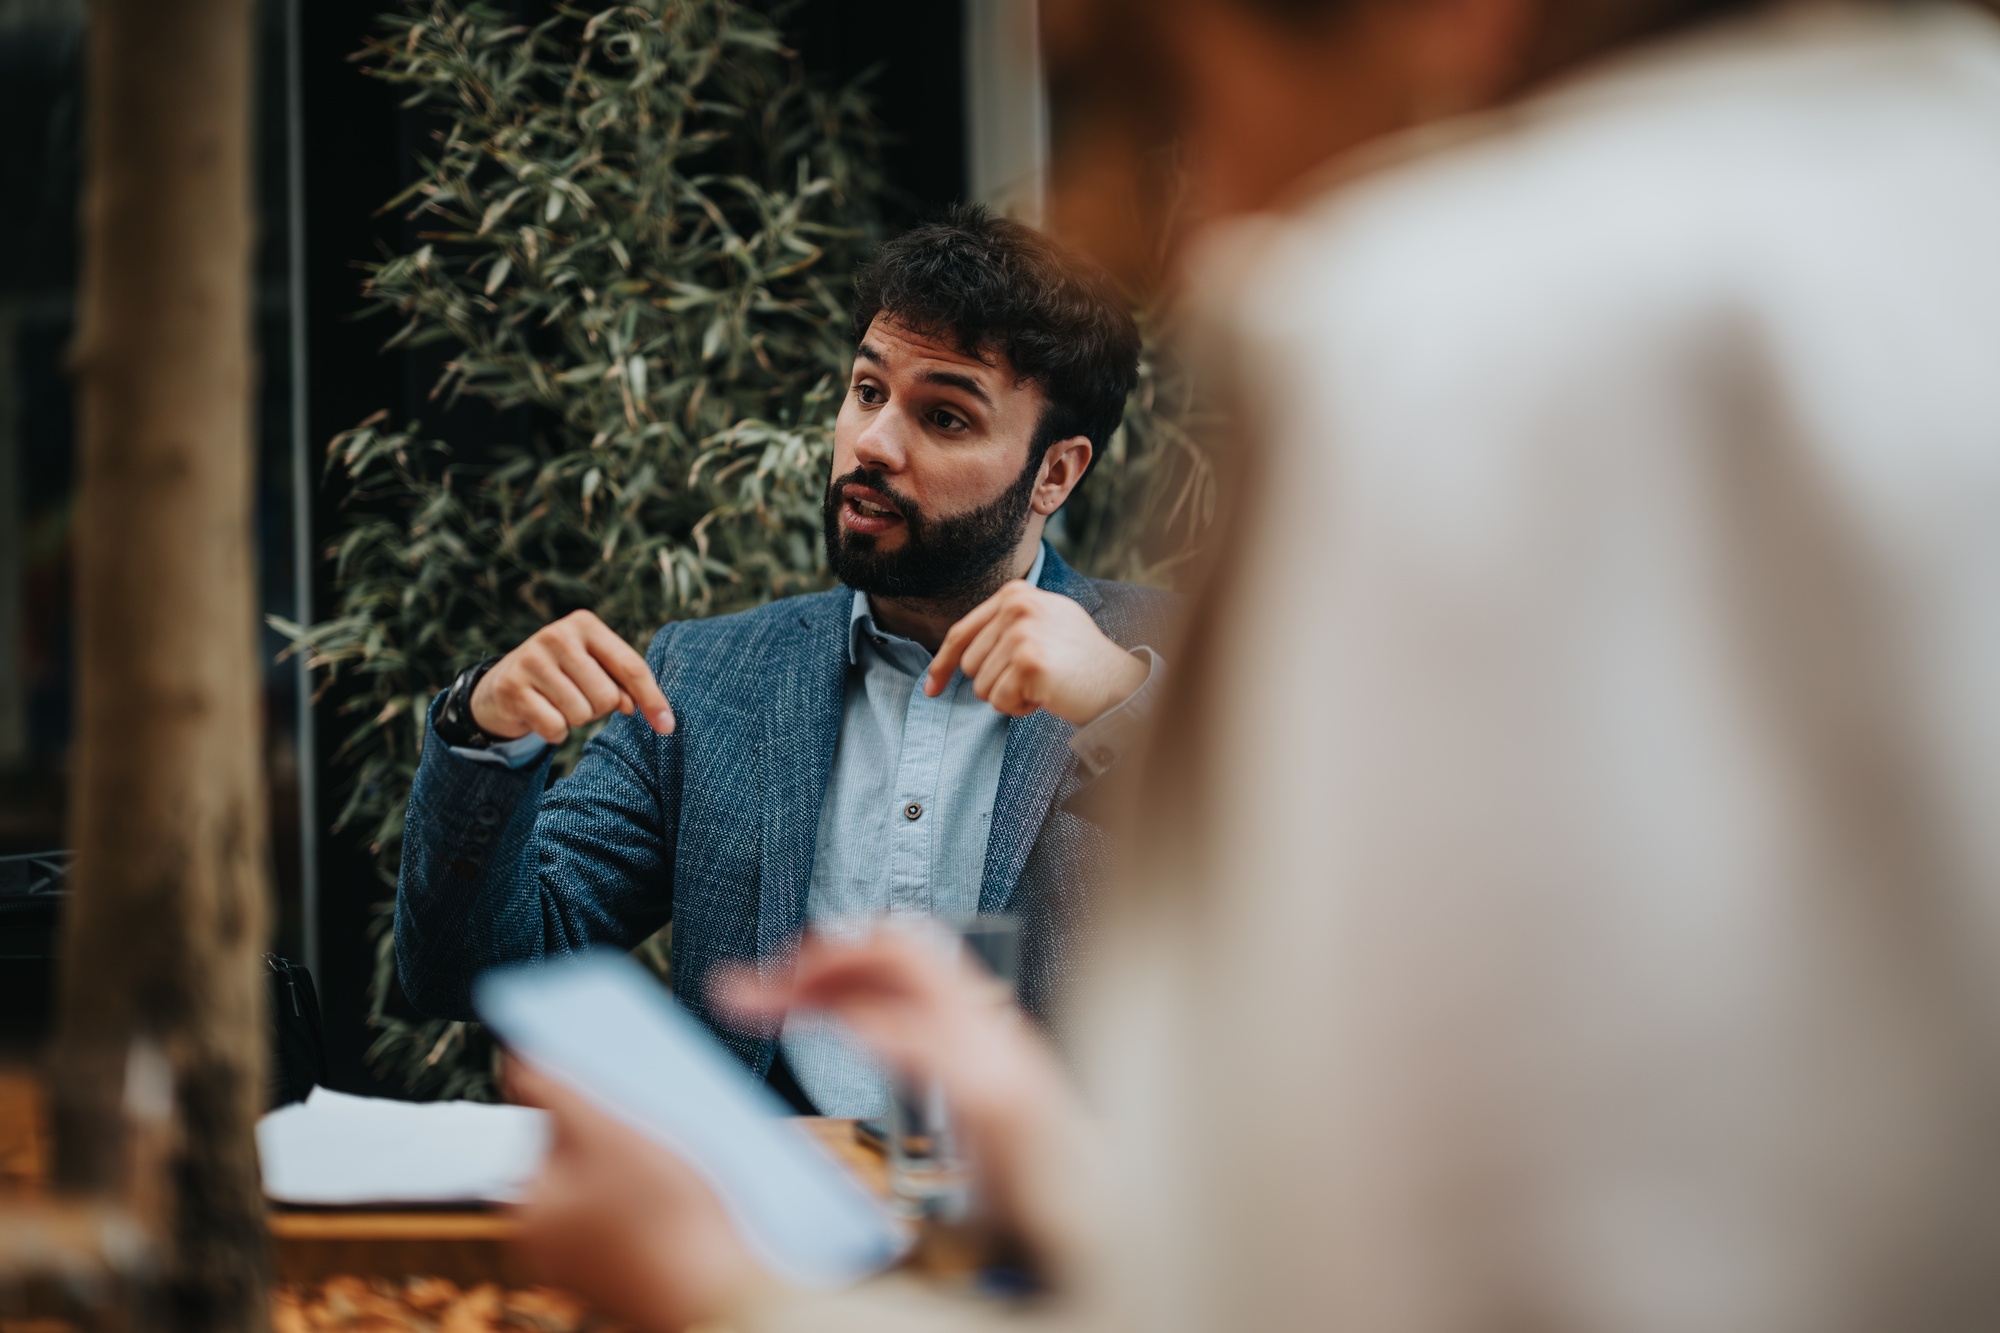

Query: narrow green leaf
[478,186,530,234]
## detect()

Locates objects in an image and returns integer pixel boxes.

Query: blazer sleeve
[394,624,683,1020]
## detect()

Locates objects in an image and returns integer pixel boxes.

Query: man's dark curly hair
[850,204,1141,481]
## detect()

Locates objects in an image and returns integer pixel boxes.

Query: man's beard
[822,452,1041,615]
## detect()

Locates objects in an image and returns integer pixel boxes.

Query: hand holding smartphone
[475,953,905,1290]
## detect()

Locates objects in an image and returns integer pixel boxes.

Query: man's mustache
[829,469,918,522]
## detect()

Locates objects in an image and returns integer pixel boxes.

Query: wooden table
[269,1208,525,1285]
[1,1075,890,1285]
[267,1118,889,1285]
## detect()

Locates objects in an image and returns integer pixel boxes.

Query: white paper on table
[257,1086,550,1206]
[474,952,906,1290]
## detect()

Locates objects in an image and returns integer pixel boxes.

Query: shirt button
[474,803,500,825]
[1093,747,1114,767]
[904,802,923,820]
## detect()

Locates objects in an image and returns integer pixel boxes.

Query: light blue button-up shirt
[778,547,1049,1116]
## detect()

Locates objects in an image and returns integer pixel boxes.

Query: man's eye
[854,384,884,404]
[930,409,966,431]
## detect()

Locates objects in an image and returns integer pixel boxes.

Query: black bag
[266,953,327,1108]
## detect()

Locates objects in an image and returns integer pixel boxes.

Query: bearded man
[393,205,1174,1116]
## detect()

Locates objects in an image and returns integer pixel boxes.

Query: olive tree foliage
[277,0,1211,1100]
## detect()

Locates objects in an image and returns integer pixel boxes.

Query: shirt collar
[847,541,1049,666]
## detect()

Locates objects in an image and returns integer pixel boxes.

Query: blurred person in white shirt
[506,1,2000,1330]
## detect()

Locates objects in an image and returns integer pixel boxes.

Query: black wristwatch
[435,656,504,749]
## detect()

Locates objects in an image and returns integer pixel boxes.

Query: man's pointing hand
[924,580,1147,726]
[470,609,676,745]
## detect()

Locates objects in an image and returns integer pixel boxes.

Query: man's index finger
[588,622,675,734]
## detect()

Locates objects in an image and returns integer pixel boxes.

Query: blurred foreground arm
[505,1059,763,1333]
[722,930,1108,1287]
[505,933,1106,1333]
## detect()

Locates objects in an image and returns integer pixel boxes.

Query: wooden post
[61,0,271,1330]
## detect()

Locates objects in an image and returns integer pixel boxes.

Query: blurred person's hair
[1226,0,1768,80]
[1042,0,1780,293]
[851,204,1142,477]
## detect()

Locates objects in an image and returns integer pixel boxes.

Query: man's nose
[849,406,911,474]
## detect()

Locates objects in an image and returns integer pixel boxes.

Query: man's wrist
[1071,646,1164,776]
[1076,645,1150,727]
[454,731,552,770]
[435,657,505,748]
[1102,647,1150,716]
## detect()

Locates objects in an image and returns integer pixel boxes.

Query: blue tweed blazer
[395,545,1177,1075]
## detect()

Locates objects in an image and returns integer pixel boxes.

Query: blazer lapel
[977,546,1102,912]
[757,591,850,977]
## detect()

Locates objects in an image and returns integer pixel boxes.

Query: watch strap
[435,656,504,749]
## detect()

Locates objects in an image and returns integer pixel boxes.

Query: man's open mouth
[839,483,906,533]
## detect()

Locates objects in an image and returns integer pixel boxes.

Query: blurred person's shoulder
[1190,1,2000,354]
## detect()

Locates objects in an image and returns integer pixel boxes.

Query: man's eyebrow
[853,342,994,408]
[918,369,992,409]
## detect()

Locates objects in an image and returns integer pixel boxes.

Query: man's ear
[1032,437,1094,515]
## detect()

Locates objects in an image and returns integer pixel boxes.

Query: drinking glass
[885,914,1019,1220]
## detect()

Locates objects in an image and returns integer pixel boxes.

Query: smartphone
[475,952,905,1288]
